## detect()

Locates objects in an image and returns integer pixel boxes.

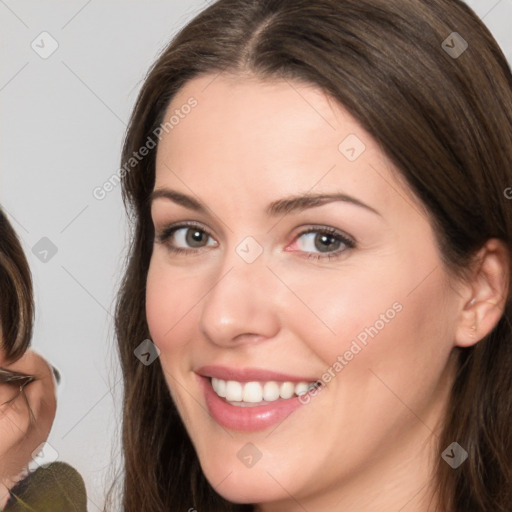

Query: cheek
[278,261,406,369]
[146,262,181,351]
[335,267,456,404]
[145,260,200,416]
[145,257,207,356]
[287,253,455,388]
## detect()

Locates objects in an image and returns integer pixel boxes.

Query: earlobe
[454,238,509,348]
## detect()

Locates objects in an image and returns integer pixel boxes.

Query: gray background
[1,1,511,509]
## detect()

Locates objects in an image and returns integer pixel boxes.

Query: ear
[0,350,58,508]
[454,238,510,348]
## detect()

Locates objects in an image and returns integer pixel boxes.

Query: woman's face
[0,349,57,507]
[146,74,463,508]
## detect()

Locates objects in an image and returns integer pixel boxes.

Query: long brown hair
[0,207,36,407]
[110,0,512,510]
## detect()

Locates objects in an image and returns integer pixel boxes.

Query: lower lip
[199,376,305,432]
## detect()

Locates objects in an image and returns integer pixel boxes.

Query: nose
[198,243,281,347]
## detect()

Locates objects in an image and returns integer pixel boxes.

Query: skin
[146,73,508,511]
[0,349,57,508]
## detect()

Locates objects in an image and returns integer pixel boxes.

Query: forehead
[158,73,361,165]
[154,73,419,217]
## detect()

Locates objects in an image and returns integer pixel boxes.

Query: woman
[0,207,58,507]
[109,0,512,510]
[0,208,87,511]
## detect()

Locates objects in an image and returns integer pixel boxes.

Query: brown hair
[0,207,36,406]
[110,0,512,510]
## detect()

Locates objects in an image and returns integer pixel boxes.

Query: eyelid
[293,224,356,246]
[157,219,212,233]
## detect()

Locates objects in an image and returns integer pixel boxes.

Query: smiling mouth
[210,377,321,407]
[198,370,324,431]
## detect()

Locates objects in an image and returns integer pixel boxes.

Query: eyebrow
[150,188,381,217]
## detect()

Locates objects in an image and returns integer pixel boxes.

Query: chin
[201,460,287,505]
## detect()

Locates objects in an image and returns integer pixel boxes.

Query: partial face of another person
[146,74,466,507]
[0,349,57,507]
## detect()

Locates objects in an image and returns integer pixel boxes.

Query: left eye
[292,227,355,258]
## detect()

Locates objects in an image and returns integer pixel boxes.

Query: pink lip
[195,365,318,383]
[198,375,306,432]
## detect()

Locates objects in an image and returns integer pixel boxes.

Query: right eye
[156,222,218,255]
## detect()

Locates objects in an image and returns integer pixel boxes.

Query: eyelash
[155,221,356,261]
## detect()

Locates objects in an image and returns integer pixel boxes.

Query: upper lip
[195,365,319,383]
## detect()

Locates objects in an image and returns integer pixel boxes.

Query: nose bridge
[198,235,280,345]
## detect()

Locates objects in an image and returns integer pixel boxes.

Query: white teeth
[211,377,227,398]
[263,381,280,401]
[279,381,295,399]
[242,382,263,403]
[295,382,309,396]
[216,378,227,397]
[210,378,316,403]
[225,380,243,401]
